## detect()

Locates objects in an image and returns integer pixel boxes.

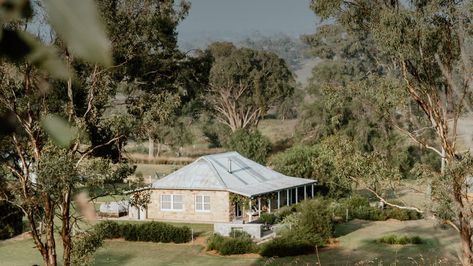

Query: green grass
[0,219,460,265]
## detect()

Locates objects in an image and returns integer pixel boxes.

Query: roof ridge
[199,156,228,188]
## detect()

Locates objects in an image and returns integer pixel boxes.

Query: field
[0,218,460,266]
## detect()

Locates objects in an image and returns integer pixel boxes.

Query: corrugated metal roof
[151,152,316,197]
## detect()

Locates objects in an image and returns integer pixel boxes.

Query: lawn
[0,219,461,265]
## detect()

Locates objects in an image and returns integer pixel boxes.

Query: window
[195,195,210,212]
[160,194,183,211]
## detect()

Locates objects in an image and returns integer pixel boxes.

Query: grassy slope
[0,219,460,266]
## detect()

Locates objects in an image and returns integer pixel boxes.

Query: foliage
[0,194,23,240]
[70,229,104,266]
[270,145,319,180]
[259,213,278,225]
[225,129,271,164]
[95,221,192,244]
[206,233,257,255]
[129,190,151,209]
[332,196,422,221]
[279,198,333,247]
[259,236,314,257]
[377,234,423,245]
[239,33,309,71]
[205,42,294,132]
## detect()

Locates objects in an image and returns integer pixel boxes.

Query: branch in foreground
[349,176,424,213]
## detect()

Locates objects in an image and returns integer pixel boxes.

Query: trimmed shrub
[260,236,314,257]
[377,234,423,245]
[219,237,258,255]
[94,221,191,243]
[207,233,257,255]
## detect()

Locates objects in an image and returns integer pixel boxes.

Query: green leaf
[44,0,112,66]
[41,114,78,147]
[0,29,69,79]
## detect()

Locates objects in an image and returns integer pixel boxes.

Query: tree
[206,42,295,132]
[0,1,138,265]
[311,0,473,263]
[98,0,196,159]
[225,129,272,164]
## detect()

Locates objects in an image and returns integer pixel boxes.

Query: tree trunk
[44,197,57,266]
[62,188,72,266]
[148,135,154,159]
[459,211,473,266]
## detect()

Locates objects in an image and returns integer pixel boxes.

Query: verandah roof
[151,151,316,197]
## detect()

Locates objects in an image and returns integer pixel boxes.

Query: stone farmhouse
[142,152,316,223]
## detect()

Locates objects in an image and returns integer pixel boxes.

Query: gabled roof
[151,152,316,197]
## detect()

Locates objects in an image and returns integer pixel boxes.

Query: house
[143,152,316,223]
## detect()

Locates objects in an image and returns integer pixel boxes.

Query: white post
[249,199,252,222]
[258,197,261,217]
[312,183,314,198]
[268,199,271,213]
[295,187,298,203]
[286,189,290,206]
[277,191,280,209]
[304,185,307,200]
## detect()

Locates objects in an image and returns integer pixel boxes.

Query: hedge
[377,234,423,245]
[95,221,191,243]
[206,233,257,255]
[259,236,314,257]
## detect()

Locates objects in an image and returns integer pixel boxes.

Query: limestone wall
[147,189,231,223]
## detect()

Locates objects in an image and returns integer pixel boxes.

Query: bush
[207,233,257,255]
[259,213,277,225]
[275,205,295,222]
[207,234,226,251]
[377,234,423,245]
[294,198,333,245]
[333,196,422,221]
[94,221,191,243]
[219,237,258,255]
[260,236,314,257]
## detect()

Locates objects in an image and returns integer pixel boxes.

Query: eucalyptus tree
[97,0,196,159]
[0,1,137,265]
[205,42,295,132]
[310,0,473,263]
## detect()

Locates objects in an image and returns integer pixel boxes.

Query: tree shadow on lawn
[333,219,370,237]
[93,250,134,266]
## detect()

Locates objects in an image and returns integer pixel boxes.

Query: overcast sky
[177,0,317,44]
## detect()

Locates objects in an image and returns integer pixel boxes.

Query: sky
[177,0,317,45]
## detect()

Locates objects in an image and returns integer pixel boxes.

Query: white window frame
[160,194,184,211]
[195,195,211,212]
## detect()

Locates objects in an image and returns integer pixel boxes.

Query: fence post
[346,208,349,222]
[191,229,194,244]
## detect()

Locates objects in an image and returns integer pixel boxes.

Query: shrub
[377,234,423,245]
[219,237,258,255]
[275,206,294,222]
[295,198,333,245]
[333,196,422,221]
[259,213,277,225]
[94,221,191,243]
[260,236,314,257]
[207,234,226,251]
[95,221,121,239]
[207,233,257,255]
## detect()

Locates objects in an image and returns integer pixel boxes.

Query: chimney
[228,158,232,173]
